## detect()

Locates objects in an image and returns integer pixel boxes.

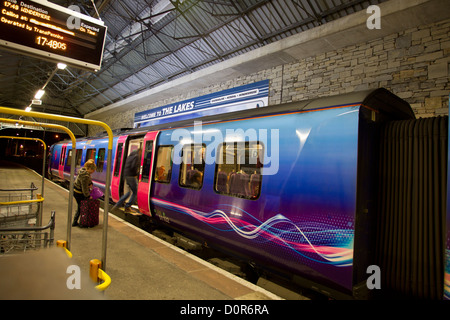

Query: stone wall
[277,18,449,118]
[93,17,449,135]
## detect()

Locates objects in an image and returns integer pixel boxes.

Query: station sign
[0,0,107,71]
[134,80,270,128]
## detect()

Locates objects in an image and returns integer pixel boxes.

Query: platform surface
[0,161,282,300]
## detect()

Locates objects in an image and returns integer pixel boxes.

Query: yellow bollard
[56,240,72,258]
[89,259,111,291]
[90,259,102,283]
[56,240,67,248]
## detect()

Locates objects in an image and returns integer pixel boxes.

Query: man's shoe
[125,207,139,214]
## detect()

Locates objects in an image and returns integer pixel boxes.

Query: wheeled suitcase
[79,199,99,227]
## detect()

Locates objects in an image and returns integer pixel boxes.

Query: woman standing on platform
[72,159,96,227]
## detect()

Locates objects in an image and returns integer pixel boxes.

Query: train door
[137,131,159,216]
[58,143,68,179]
[111,135,127,202]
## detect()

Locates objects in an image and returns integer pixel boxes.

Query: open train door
[111,135,127,203]
[137,131,159,216]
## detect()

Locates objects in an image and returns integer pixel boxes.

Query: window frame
[214,141,263,200]
[113,143,123,177]
[75,149,83,168]
[178,144,206,190]
[96,148,106,172]
[154,145,174,184]
[86,148,96,162]
[141,140,154,183]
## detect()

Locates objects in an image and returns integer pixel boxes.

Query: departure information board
[0,0,107,71]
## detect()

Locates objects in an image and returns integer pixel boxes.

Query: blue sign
[134,80,269,128]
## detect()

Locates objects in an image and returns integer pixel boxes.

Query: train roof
[89,88,415,140]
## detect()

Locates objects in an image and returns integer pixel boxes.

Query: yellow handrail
[63,248,73,258]
[0,119,76,144]
[90,259,111,291]
[0,134,48,226]
[0,108,112,149]
[0,197,44,206]
[96,268,112,291]
[0,135,47,150]
[0,119,76,227]
[0,107,113,272]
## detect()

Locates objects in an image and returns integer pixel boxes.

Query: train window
[96,149,105,172]
[179,144,205,190]
[86,148,96,161]
[141,141,153,183]
[66,149,72,167]
[114,143,123,177]
[214,142,263,200]
[75,149,82,168]
[67,149,83,169]
[154,145,173,184]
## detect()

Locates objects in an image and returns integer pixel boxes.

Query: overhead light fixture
[25,106,32,112]
[34,89,45,99]
[57,63,67,70]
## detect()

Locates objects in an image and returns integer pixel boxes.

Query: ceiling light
[57,63,67,70]
[25,106,32,112]
[34,89,45,99]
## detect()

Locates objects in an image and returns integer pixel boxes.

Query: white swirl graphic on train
[152,198,354,267]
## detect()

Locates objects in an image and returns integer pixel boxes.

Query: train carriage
[49,137,118,190]
[48,88,449,300]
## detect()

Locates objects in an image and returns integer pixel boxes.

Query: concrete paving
[0,161,282,300]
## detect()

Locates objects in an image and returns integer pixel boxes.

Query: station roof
[0,0,387,118]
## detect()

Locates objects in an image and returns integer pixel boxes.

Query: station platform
[0,161,283,301]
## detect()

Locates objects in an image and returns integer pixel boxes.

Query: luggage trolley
[0,183,41,228]
[0,183,51,254]
[0,212,55,254]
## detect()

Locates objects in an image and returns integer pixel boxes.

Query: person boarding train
[112,148,141,213]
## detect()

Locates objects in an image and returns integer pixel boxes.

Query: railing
[0,107,113,271]
[0,182,38,194]
[0,107,114,289]
[0,183,43,228]
[0,211,55,254]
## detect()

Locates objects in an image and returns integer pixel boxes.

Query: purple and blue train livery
[48,88,449,299]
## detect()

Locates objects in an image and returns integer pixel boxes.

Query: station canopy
[0,0,387,118]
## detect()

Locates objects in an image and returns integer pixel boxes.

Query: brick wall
[95,17,450,134]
